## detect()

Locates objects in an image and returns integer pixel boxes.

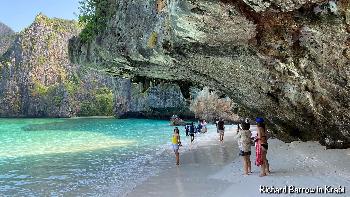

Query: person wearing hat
[255,117,270,176]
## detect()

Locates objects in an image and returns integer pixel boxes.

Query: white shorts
[172,144,179,153]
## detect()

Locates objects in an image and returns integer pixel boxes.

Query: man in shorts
[217,118,225,142]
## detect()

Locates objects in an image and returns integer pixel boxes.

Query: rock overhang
[69,0,350,148]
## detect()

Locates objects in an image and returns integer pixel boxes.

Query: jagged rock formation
[70,0,350,148]
[0,14,190,118]
[0,22,15,55]
[115,80,191,118]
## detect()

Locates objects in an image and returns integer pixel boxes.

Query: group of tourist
[237,117,270,177]
[171,117,270,176]
[184,120,208,143]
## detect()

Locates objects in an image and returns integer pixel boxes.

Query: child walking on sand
[237,122,252,175]
[172,127,181,165]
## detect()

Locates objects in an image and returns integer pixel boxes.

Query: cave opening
[130,76,193,99]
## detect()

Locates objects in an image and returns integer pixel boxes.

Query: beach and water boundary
[125,125,350,197]
[0,118,349,196]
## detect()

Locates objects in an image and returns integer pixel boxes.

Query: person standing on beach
[217,118,225,142]
[201,119,207,133]
[237,118,249,133]
[189,122,195,143]
[237,122,252,175]
[185,124,189,136]
[196,121,202,134]
[236,122,241,134]
[172,127,181,165]
[255,118,270,176]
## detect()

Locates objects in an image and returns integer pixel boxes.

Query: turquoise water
[0,118,175,196]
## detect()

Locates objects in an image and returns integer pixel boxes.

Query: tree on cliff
[190,87,239,122]
[78,0,116,42]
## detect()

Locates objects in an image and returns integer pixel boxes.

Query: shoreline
[124,125,350,197]
[124,125,239,197]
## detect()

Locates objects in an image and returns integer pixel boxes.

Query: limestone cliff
[0,22,15,55]
[0,14,189,118]
[115,80,191,119]
[0,14,117,117]
[70,0,350,148]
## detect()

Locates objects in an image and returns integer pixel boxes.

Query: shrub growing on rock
[78,0,116,42]
[189,87,239,122]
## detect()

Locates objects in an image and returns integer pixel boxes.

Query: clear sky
[0,0,80,32]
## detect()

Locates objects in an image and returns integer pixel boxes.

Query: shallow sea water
[0,118,176,196]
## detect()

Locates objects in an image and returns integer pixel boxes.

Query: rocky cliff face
[70,0,350,148]
[114,80,191,118]
[0,14,117,117]
[0,14,189,118]
[0,22,15,55]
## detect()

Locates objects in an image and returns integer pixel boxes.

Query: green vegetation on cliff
[78,0,116,42]
[78,87,114,116]
[32,81,49,97]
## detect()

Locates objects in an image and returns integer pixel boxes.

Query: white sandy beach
[124,125,350,197]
